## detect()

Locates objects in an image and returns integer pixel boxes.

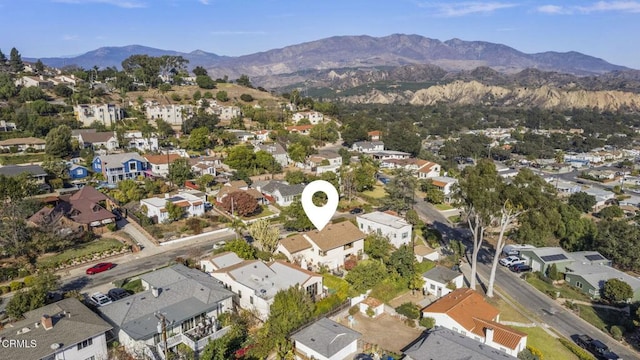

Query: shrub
[366,306,375,318]
[0,286,11,294]
[240,94,254,102]
[171,93,182,102]
[106,223,117,232]
[419,317,435,329]
[344,257,357,271]
[404,318,416,327]
[558,338,596,360]
[518,348,539,360]
[349,305,359,316]
[527,346,544,360]
[610,325,624,341]
[395,302,421,319]
[23,276,35,287]
[10,281,23,292]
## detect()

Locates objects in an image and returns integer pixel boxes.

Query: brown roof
[305,221,365,251]
[471,317,527,350]
[285,125,313,132]
[246,188,264,199]
[432,180,447,188]
[421,289,500,331]
[362,297,383,307]
[368,130,382,136]
[173,200,191,208]
[80,131,116,144]
[0,137,46,146]
[420,288,526,350]
[69,186,109,203]
[279,234,312,254]
[144,153,182,165]
[228,180,248,188]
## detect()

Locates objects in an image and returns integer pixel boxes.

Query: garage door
[532,260,541,272]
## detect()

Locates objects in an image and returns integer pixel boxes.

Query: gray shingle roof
[259,180,305,197]
[290,318,361,358]
[99,265,233,341]
[565,263,640,291]
[403,327,518,360]
[0,164,47,177]
[0,298,112,360]
[423,265,462,284]
[96,152,146,170]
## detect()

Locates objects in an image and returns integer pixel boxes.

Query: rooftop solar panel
[540,254,568,262]
[585,254,605,261]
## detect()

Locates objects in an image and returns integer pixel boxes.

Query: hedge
[558,338,596,360]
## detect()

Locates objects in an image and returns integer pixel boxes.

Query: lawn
[122,279,144,293]
[323,274,351,300]
[242,205,275,220]
[38,239,125,268]
[369,278,408,303]
[526,275,591,302]
[361,185,387,199]
[0,153,47,165]
[488,297,530,323]
[575,304,631,333]
[514,326,579,360]
[434,203,454,211]
[447,215,461,223]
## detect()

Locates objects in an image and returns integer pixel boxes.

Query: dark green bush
[558,338,596,360]
[419,317,435,329]
[10,281,24,292]
[610,325,624,341]
[395,302,421,319]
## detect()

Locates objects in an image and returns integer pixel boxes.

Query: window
[306,283,318,298]
[430,284,435,290]
[319,250,327,257]
[77,337,93,350]
[344,242,353,250]
[576,281,583,289]
[85,356,95,360]
[452,327,459,332]
[402,232,408,239]
[250,296,253,305]
[238,290,242,298]
[360,224,363,229]
[129,161,136,171]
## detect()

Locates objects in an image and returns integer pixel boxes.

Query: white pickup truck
[499,256,526,267]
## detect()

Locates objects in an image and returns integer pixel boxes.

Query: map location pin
[301,180,339,231]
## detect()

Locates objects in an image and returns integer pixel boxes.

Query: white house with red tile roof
[144,153,183,177]
[285,124,313,135]
[421,288,527,357]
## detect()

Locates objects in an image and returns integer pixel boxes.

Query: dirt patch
[335,312,422,353]
[388,291,425,308]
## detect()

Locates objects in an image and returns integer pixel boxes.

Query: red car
[86,262,115,275]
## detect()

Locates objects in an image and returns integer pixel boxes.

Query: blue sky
[0,0,638,69]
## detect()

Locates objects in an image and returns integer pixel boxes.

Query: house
[416,160,441,179]
[140,191,205,223]
[429,176,459,201]
[254,180,305,207]
[564,262,640,301]
[276,221,365,270]
[74,104,123,127]
[93,152,148,184]
[368,130,382,141]
[0,298,112,360]
[255,143,289,167]
[14,75,53,88]
[28,186,116,233]
[0,137,46,152]
[285,124,313,135]
[0,120,17,132]
[72,130,119,151]
[414,244,440,262]
[292,111,324,124]
[67,163,90,181]
[213,105,242,121]
[403,327,518,360]
[211,258,323,320]
[356,211,412,248]
[215,182,264,205]
[200,251,245,273]
[144,153,183,177]
[582,188,616,210]
[351,141,384,153]
[99,264,235,359]
[422,265,464,298]
[519,247,574,274]
[358,297,384,318]
[124,130,159,152]
[421,288,527,357]
[308,151,342,174]
[145,104,194,125]
[290,318,362,360]
[370,150,411,161]
[190,156,222,177]
[253,129,271,142]
[0,164,48,185]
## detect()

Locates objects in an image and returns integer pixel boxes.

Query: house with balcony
[190,156,222,177]
[140,191,205,223]
[276,221,365,270]
[93,152,148,184]
[0,298,112,360]
[74,104,124,127]
[99,265,234,360]
[210,256,323,321]
[421,288,527,357]
[145,104,194,125]
[356,211,412,248]
[290,318,362,360]
[125,130,159,152]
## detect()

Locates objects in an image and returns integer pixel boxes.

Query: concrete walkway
[556,297,631,314]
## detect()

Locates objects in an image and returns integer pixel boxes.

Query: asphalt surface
[414,198,639,359]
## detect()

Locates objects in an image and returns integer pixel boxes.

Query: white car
[90,292,113,307]
[500,256,525,267]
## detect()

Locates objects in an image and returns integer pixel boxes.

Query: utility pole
[155,313,169,359]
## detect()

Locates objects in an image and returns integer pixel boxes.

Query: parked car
[353,354,374,360]
[575,334,622,360]
[107,288,130,301]
[509,263,532,273]
[86,262,115,275]
[499,256,525,267]
[349,207,364,215]
[213,241,227,250]
[90,292,113,307]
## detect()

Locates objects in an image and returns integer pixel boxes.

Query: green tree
[45,125,72,158]
[381,169,417,213]
[287,142,308,164]
[0,73,18,99]
[165,201,186,222]
[222,239,257,259]
[121,54,162,88]
[216,90,229,102]
[112,179,144,204]
[547,263,562,281]
[193,66,208,76]
[240,93,254,102]
[603,278,633,303]
[236,74,253,87]
[188,126,211,150]
[353,156,377,192]
[405,209,420,226]
[281,200,313,231]
[568,192,597,213]
[6,270,59,319]
[284,170,306,184]
[598,205,624,220]
[249,219,280,254]
[196,75,217,89]
[19,86,47,102]
[345,260,388,293]
[182,113,219,134]
[196,174,215,191]
[0,49,7,72]
[53,84,73,97]
[9,47,24,73]
[221,191,259,217]
[364,233,393,262]
[387,245,416,282]
[168,158,193,186]
[34,59,45,74]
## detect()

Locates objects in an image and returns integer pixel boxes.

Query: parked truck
[575,334,622,360]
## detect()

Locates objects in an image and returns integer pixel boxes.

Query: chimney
[41,315,53,330]
[485,327,494,344]
[152,287,161,298]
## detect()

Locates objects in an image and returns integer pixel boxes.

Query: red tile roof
[144,154,182,165]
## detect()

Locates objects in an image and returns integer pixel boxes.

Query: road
[413,198,638,359]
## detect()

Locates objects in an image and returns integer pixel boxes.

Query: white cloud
[577,1,640,13]
[63,34,79,41]
[210,31,267,35]
[419,2,517,17]
[536,4,568,14]
[53,0,147,8]
[199,0,209,4]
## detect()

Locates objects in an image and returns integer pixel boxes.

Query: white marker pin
[301,180,339,231]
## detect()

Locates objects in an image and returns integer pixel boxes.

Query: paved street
[414,198,639,359]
